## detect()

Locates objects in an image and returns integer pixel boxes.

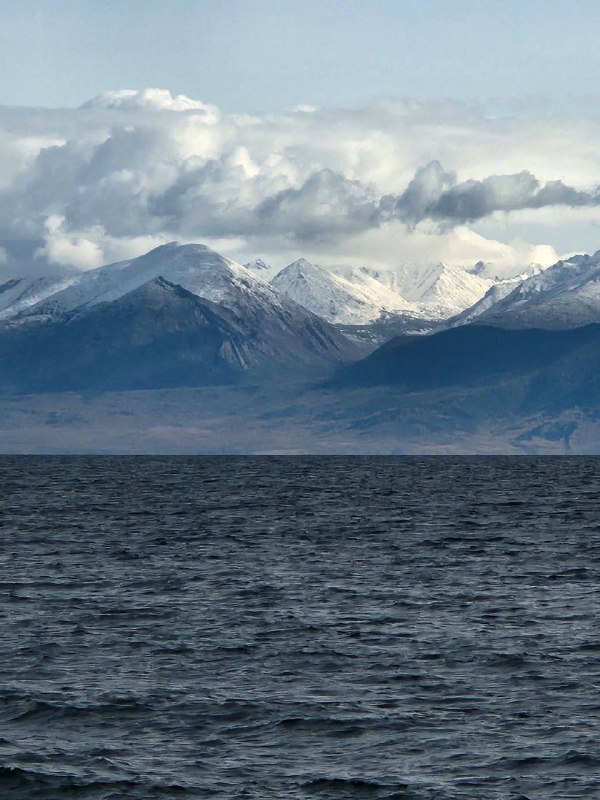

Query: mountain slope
[449,279,524,326]
[0,276,360,392]
[0,279,247,391]
[271,258,414,325]
[0,275,70,320]
[331,323,600,400]
[3,242,359,362]
[390,263,494,317]
[9,243,285,321]
[474,250,600,329]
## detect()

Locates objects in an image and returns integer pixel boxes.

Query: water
[1,456,599,800]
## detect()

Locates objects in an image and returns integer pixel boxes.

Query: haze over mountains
[2,241,600,453]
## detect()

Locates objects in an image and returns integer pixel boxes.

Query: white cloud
[35,215,105,270]
[0,89,599,277]
[34,215,173,271]
[82,88,220,120]
[276,223,559,275]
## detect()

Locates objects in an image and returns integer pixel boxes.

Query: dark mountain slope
[0,278,360,392]
[331,324,600,398]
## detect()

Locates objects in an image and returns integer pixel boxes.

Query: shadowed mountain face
[331,324,600,409]
[0,278,360,392]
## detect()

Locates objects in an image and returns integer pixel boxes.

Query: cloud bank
[1,88,600,276]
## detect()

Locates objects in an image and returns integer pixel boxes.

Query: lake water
[1,456,599,799]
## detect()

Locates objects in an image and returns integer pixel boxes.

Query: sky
[3,0,600,113]
[0,0,600,276]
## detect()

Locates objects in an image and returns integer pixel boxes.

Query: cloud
[0,89,599,276]
[386,161,457,226]
[385,162,600,226]
[82,88,220,119]
[34,214,105,270]
[255,169,381,241]
[34,214,171,272]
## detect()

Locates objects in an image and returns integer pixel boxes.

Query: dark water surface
[1,456,600,799]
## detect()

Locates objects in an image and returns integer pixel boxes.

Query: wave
[301,776,412,798]
[0,766,197,797]
[1,696,154,725]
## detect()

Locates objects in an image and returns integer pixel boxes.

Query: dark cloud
[382,161,456,225]
[385,163,600,226]
[256,169,381,242]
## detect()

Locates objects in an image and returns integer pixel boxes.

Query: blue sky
[1,0,600,111]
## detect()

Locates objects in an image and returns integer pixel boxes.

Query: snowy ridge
[271,259,415,325]
[389,263,494,316]
[333,262,496,320]
[449,279,525,326]
[7,243,291,322]
[270,259,497,325]
[475,250,600,329]
[466,260,546,281]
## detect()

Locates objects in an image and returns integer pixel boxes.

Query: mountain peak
[392,262,493,313]
[0,244,362,392]
[6,241,264,322]
[244,258,271,271]
[285,258,321,274]
[130,241,241,273]
[272,259,414,325]
[472,248,600,329]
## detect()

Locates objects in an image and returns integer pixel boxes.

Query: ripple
[1,455,599,799]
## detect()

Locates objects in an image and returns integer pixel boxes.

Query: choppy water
[1,456,600,799]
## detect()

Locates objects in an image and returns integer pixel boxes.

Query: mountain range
[2,242,600,452]
[0,244,359,392]
[253,257,499,328]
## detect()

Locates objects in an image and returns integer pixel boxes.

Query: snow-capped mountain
[269,258,499,326]
[271,258,415,325]
[473,250,600,329]
[0,243,361,391]
[9,243,281,320]
[223,254,537,329]
[449,278,526,326]
[244,258,270,271]
[388,263,495,317]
